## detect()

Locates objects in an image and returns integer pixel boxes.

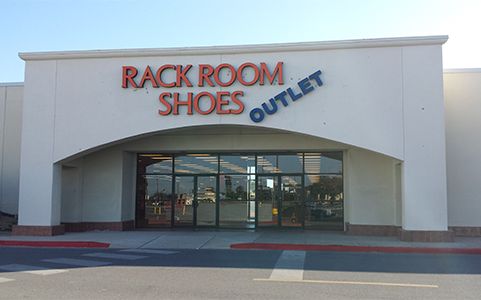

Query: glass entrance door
[174,176,195,226]
[280,175,303,227]
[196,176,217,226]
[174,175,217,227]
[257,176,278,227]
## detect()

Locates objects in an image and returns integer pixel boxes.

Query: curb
[230,243,481,255]
[0,240,110,248]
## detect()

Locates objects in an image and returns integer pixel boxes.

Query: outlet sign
[121,62,322,122]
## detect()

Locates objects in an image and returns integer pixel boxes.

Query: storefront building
[1,36,480,241]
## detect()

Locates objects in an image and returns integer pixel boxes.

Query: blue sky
[2,0,480,82]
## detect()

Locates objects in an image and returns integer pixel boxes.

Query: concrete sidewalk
[1,230,481,251]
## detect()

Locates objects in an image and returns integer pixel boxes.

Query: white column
[401,45,448,233]
[17,60,61,227]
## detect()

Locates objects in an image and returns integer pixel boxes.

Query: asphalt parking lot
[1,246,480,300]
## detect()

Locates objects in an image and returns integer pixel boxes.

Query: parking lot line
[0,277,15,283]
[253,278,439,288]
[0,264,67,275]
[269,251,306,281]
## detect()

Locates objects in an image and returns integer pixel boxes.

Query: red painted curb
[230,243,481,255]
[0,240,110,248]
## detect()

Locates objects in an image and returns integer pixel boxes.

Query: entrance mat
[230,243,481,255]
[0,240,110,248]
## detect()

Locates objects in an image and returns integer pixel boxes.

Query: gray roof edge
[19,35,449,61]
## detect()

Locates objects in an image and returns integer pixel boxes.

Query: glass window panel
[278,154,303,173]
[280,175,303,202]
[141,175,172,226]
[281,201,303,227]
[256,155,278,173]
[196,176,217,226]
[143,175,173,201]
[304,174,343,229]
[280,175,303,227]
[174,176,195,225]
[219,201,255,228]
[219,175,255,201]
[219,155,255,174]
[175,154,218,174]
[304,152,342,174]
[138,154,173,174]
[257,176,278,227]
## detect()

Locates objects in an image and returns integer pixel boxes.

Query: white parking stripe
[0,264,67,275]
[253,278,439,288]
[0,277,15,283]
[82,253,147,260]
[42,258,111,267]
[269,251,306,281]
[120,249,178,255]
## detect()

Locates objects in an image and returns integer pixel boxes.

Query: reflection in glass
[175,154,218,174]
[219,201,254,228]
[219,174,255,228]
[174,176,194,225]
[138,154,173,174]
[278,154,303,173]
[197,176,216,226]
[304,174,343,229]
[257,176,278,226]
[219,175,255,201]
[280,176,303,227]
[140,175,172,226]
[304,153,342,174]
[219,155,255,174]
[257,155,277,173]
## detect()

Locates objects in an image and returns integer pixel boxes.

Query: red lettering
[173,92,193,115]
[198,64,215,87]
[194,92,216,115]
[122,66,138,88]
[230,91,245,114]
[176,64,193,87]
[260,62,284,85]
[138,66,159,88]
[158,92,172,115]
[237,63,260,86]
[214,63,236,87]
[155,65,176,88]
[216,91,231,114]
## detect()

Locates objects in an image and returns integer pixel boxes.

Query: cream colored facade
[0,36,480,239]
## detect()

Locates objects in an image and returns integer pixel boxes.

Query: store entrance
[135,152,344,230]
[135,174,217,228]
[174,175,217,227]
[257,175,303,228]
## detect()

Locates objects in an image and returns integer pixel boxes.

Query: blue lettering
[249,108,265,122]
[250,69,323,123]
[261,98,278,115]
[286,87,303,101]
[274,91,289,107]
[298,77,314,95]
[309,70,323,86]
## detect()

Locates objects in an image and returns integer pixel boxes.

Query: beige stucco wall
[0,84,23,215]
[4,68,481,229]
[345,148,401,226]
